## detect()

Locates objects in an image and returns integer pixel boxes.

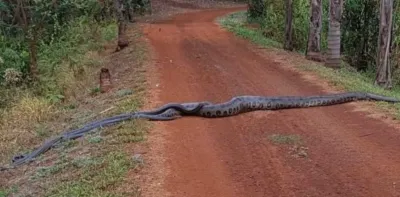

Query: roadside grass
[218,11,282,49]
[268,134,303,145]
[0,23,150,197]
[218,11,400,119]
[268,133,308,158]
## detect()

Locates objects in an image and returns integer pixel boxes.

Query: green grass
[268,134,303,145]
[0,186,18,197]
[218,11,282,48]
[46,152,138,197]
[218,11,400,119]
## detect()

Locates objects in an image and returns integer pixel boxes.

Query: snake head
[12,154,26,163]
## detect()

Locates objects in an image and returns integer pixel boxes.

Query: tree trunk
[28,29,39,81]
[375,0,394,89]
[284,0,293,51]
[114,0,129,52]
[306,0,323,62]
[100,68,112,93]
[17,0,39,81]
[325,0,343,68]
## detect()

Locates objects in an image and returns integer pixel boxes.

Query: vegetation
[244,0,399,88]
[0,0,152,196]
[268,134,302,145]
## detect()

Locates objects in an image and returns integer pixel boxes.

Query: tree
[284,0,293,51]
[3,0,40,81]
[114,0,129,52]
[325,0,343,68]
[306,0,323,62]
[375,0,394,89]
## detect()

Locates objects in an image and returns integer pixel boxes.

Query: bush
[252,0,316,52]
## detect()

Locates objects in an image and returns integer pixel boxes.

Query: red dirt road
[141,7,400,197]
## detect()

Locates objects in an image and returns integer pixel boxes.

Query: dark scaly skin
[137,102,207,115]
[197,92,400,118]
[153,92,400,119]
[9,103,208,166]
[82,102,207,128]
[11,136,63,166]
[138,102,213,120]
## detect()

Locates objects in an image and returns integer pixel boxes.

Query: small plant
[116,89,133,97]
[0,185,18,197]
[72,156,101,168]
[0,190,8,197]
[3,68,22,86]
[33,164,66,179]
[90,86,101,96]
[64,103,77,110]
[88,136,103,143]
[46,94,65,104]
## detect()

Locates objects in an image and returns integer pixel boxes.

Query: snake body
[4,91,400,169]
[149,92,400,119]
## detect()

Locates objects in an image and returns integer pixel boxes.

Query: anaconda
[147,92,400,119]
[5,91,400,168]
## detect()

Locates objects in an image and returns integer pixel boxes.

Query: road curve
[141,7,400,197]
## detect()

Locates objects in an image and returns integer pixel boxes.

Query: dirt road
[140,7,400,197]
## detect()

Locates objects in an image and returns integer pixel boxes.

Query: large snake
[2,91,399,170]
[147,92,400,119]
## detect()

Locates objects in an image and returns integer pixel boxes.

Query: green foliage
[321,0,329,51]
[341,0,380,71]
[341,0,400,85]
[0,35,29,79]
[248,0,267,18]
[0,0,147,86]
[36,18,117,101]
[393,0,400,70]
[0,0,107,83]
[251,0,313,52]
[292,0,310,51]
[254,0,284,42]
[128,0,153,16]
[247,0,400,86]
[0,0,121,106]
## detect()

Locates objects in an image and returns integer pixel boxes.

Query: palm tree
[325,0,343,68]
[375,0,394,89]
[306,0,323,62]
